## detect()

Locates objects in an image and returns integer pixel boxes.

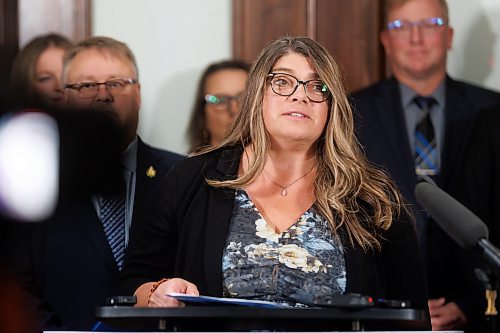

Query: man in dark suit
[9,37,183,330]
[351,0,500,331]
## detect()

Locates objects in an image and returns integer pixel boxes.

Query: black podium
[96,305,430,331]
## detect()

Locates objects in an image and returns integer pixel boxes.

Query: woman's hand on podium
[148,278,199,307]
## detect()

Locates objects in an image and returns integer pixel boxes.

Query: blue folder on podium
[166,293,289,308]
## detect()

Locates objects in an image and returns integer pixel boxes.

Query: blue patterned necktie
[414,96,438,177]
[100,192,126,270]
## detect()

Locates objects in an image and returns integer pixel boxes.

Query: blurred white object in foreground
[0,112,59,221]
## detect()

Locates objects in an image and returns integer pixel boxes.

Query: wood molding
[0,0,19,108]
[18,0,92,47]
[306,0,316,38]
[233,0,308,64]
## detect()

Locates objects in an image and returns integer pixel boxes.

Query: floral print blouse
[222,190,346,307]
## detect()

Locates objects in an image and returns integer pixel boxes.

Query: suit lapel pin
[146,166,157,178]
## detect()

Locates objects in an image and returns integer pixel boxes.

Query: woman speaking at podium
[120,37,427,312]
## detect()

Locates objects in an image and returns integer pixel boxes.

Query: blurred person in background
[8,33,73,110]
[8,36,183,331]
[351,0,500,331]
[186,59,249,153]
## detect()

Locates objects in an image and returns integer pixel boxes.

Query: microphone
[415,182,500,278]
[0,112,59,221]
[415,182,488,248]
[0,108,124,222]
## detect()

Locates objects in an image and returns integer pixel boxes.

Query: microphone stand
[476,238,500,332]
[475,268,497,333]
[478,239,500,278]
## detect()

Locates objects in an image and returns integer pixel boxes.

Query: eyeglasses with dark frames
[64,78,138,99]
[387,17,446,37]
[267,72,330,103]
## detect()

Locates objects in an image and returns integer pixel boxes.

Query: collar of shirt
[399,81,446,158]
[122,136,138,174]
[399,81,445,110]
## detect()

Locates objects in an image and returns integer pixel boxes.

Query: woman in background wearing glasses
[186,60,249,153]
[120,37,428,315]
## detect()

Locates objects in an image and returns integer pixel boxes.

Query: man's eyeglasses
[387,17,446,37]
[65,78,138,99]
[267,72,330,103]
[204,94,241,114]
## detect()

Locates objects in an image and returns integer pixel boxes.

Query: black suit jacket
[120,146,428,314]
[351,76,500,323]
[460,107,500,246]
[10,138,183,331]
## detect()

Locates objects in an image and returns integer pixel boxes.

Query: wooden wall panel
[316,0,384,92]
[233,0,310,64]
[232,0,385,92]
[0,0,18,110]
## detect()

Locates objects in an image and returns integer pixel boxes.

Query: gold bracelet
[148,278,169,305]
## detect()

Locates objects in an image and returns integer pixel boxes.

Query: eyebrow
[72,75,124,82]
[35,71,56,76]
[271,67,320,79]
[271,66,293,74]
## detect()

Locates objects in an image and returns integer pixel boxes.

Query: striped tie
[414,96,438,177]
[100,193,126,270]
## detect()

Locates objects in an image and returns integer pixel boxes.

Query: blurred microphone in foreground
[0,107,123,333]
[415,182,500,277]
[0,110,58,333]
[0,109,123,222]
[0,111,59,221]
[415,182,499,333]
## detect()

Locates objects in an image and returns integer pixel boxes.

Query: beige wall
[448,0,500,91]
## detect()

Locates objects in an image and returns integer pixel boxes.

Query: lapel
[203,147,242,296]
[371,79,416,189]
[440,77,476,188]
[133,138,161,221]
[69,197,118,272]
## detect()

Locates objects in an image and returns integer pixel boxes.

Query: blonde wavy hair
[207,36,405,251]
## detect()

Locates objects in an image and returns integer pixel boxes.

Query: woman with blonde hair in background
[9,33,72,110]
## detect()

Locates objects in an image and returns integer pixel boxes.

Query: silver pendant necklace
[263,167,314,196]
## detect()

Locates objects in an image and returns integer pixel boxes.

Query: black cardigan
[120,146,428,311]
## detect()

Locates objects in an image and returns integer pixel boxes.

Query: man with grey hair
[352,0,500,331]
[10,36,183,330]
